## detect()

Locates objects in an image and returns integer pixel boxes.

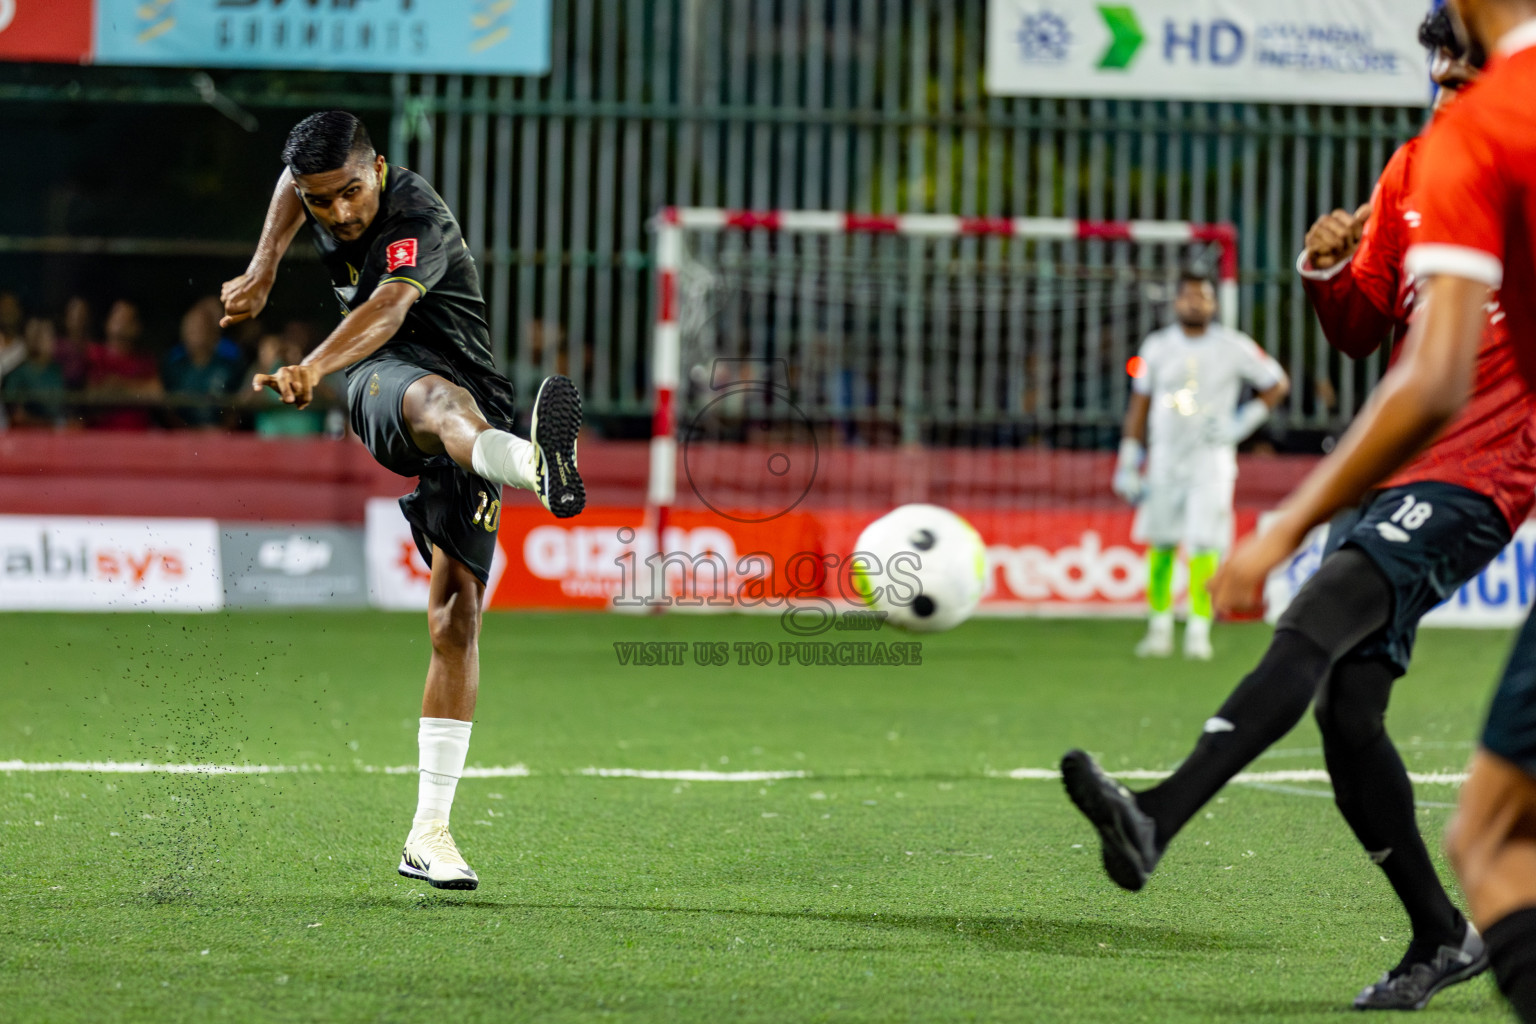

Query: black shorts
[348,356,504,586]
[1484,607,1536,773]
[1322,481,1510,675]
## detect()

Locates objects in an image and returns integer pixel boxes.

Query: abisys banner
[0,0,551,74]
[987,0,1434,105]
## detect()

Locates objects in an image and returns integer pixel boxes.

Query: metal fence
[3,0,1427,441]
[390,0,1426,441]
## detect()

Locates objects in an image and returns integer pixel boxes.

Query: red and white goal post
[647,207,1239,550]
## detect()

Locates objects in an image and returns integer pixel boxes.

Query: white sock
[413,717,473,828]
[471,428,537,491]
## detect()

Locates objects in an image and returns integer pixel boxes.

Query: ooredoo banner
[480,505,1254,616]
[987,0,1433,105]
[0,515,222,611]
[487,507,824,611]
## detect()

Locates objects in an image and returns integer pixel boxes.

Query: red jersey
[1308,91,1536,531]
[1300,136,1417,357]
[1408,24,1536,378]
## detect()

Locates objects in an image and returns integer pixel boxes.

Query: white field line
[0,760,1468,785]
[0,760,531,778]
[993,767,1468,785]
[579,768,808,781]
[1239,780,1459,810]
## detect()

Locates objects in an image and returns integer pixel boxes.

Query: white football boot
[398,820,479,890]
[1135,613,1175,658]
[1183,616,1214,661]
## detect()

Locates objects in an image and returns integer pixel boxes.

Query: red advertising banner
[488,507,823,610]
[485,505,1258,614]
[0,0,92,63]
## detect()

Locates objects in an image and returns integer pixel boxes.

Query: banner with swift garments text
[0,0,551,74]
[986,0,1433,105]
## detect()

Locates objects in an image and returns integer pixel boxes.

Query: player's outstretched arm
[252,280,419,408]
[1210,274,1487,613]
[221,168,306,328]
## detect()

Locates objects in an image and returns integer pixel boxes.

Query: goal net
[647,208,1240,615]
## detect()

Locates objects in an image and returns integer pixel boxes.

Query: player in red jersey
[1061,7,1536,1010]
[1300,11,1482,360]
[1207,1,1536,1017]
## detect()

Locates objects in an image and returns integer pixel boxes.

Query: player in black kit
[221,111,584,890]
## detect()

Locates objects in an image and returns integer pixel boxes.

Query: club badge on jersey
[386,239,419,272]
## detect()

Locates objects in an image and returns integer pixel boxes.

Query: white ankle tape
[471,429,536,491]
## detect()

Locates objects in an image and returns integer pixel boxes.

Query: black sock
[1136,628,1331,849]
[1487,908,1536,1022]
[1318,658,1464,961]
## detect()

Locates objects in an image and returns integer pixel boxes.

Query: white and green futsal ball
[850,503,987,633]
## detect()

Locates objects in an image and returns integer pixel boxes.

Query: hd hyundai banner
[987,0,1434,105]
[0,0,551,74]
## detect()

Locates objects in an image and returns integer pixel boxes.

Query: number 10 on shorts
[473,490,501,532]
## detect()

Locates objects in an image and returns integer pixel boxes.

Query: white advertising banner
[364,498,505,611]
[1266,520,1536,629]
[987,0,1433,105]
[0,516,222,611]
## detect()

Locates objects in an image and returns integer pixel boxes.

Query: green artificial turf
[0,612,1515,1022]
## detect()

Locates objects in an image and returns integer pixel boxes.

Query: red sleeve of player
[1404,110,1507,288]
[1302,258,1397,360]
[1349,144,1410,316]
[1301,142,1415,358]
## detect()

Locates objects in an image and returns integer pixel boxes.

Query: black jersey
[307,164,515,430]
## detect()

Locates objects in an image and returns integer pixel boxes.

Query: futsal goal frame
[648,207,1240,538]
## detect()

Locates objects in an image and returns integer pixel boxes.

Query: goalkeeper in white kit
[1113,270,1289,659]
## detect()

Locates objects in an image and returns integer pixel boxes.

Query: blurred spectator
[191,295,246,365]
[242,330,338,437]
[0,291,25,378]
[162,298,242,429]
[57,296,94,389]
[282,319,319,360]
[86,300,161,430]
[3,318,67,429]
[225,309,267,366]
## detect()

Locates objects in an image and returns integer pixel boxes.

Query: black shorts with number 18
[1322,481,1510,676]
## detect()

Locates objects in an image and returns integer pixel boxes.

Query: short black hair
[1178,269,1215,291]
[283,111,375,176]
[1419,6,1487,68]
